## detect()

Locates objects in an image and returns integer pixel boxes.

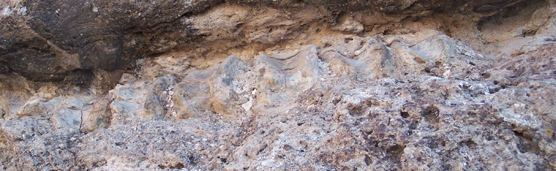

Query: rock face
[2,0,556,170]
[0,0,531,81]
[0,0,221,81]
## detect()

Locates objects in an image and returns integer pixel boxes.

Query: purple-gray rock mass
[1,0,556,170]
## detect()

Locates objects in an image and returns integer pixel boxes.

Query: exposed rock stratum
[1,0,556,170]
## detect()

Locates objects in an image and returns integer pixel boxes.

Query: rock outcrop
[0,0,533,81]
[1,0,556,170]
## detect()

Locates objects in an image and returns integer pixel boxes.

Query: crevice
[513,130,541,154]
[386,144,406,163]
[422,105,439,124]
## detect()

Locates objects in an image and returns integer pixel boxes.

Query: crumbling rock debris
[1,0,556,170]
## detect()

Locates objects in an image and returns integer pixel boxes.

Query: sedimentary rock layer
[0,0,532,81]
[1,0,556,170]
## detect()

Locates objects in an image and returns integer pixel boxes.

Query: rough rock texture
[0,0,531,81]
[2,0,556,170]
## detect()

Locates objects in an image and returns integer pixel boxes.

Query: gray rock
[1,0,556,170]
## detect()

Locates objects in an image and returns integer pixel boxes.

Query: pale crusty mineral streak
[1,0,556,170]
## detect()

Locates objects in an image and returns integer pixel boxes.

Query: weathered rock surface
[2,0,556,170]
[0,0,534,81]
